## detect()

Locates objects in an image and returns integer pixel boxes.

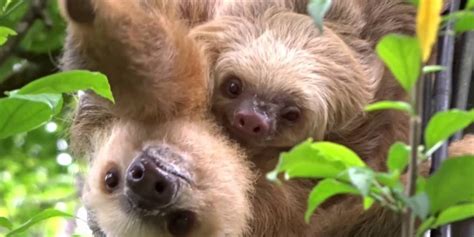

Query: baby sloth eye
[104,168,120,191]
[281,106,301,122]
[222,76,242,98]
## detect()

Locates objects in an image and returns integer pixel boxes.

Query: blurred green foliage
[0,0,88,236]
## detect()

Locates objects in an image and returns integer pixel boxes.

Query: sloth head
[193,8,378,149]
[77,108,253,237]
[60,0,253,236]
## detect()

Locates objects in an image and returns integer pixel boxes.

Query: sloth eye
[167,211,196,236]
[281,106,301,122]
[222,76,242,98]
[104,168,120,191]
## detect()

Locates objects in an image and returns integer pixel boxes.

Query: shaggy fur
[61,0,254,236]
[188,0,418,236]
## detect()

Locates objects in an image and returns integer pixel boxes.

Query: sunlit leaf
[0,26,16,46]
[387,142,410,173]
[8,93,62,110]
[432,203,474,227]
[365,101,413,114]
[6,209,73,236]
[310,142,366,168]
[363,197,375,210]
[416,0,443,62]
[0,98,52,139]
[0,217,12,230]
[347,167,374,196]
[267,140,366,181]
[426,156,474,213]
[307,0,332,32]
[305,179,359,222]
[422,65,446,74]
[468,0,474,9]
[17,70,114,102]
[376,34,421,93]
[424,109,474,150]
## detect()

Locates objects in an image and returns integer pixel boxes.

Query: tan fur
[449,134,474,157]
[190,1,416,236]
[61,0,254,236]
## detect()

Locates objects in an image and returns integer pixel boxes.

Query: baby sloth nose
[126,155,178,209]
[233,110,270,138]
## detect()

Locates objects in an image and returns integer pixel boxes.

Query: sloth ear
[59,0,96,24]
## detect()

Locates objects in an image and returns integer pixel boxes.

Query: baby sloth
[60,0,253,236]
[195,7,378,151]
[193,0,415,161]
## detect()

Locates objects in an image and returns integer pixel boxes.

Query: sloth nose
[233,111,270,138]
[126,156,178,209]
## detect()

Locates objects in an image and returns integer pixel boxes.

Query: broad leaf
[6,209,73,236]
[376,34,421,93]
[0,217,12,230]
[468,0,474,9]
[8,93,62,110]
[433,203,474,227]
[424,109,474,150]
[347,167,374,196]
[416,0,442,62]
[307,0,332,32]
[17,70,114,102]
[0,26,16,46]
[426,156,474,213]
[365,101,413,114]
[454,11,474,33]
[305,179,359,222]
[310,142,366,168]
[267,140,347,181]
[387,142,410,172]
[0,98,52,139]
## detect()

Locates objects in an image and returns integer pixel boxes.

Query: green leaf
[0,26,16,46]
[454,11,474,33]
[363,197,375,210]
[365,101,413,114]
[426,156,474,213]
[387,142,410,173]
[347,167,374,196]
[375,172,402,189]
[307,0,332,32]
[416,216,436,237]
[408,192,430,219]
[305,179,359,222]
[424,109,474,150]
[310,142,366,168]
[467,0,474,9]
[17,70,114,102]
[422,65,446,74]
[376,34,421,93]
[6,209,73,236]
[433,203,474,227]
[267,140,365,181]
[0,98,52,139]
[0,217,12,230]
[8,93,62,110]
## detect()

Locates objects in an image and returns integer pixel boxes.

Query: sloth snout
[125,155,179,210]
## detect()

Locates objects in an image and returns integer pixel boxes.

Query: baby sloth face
[83,119,253,237]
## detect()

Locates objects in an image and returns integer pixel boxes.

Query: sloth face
[204,10,373,150]
[82,119,253,237]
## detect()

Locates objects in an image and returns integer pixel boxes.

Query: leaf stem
[401,73,425,237]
